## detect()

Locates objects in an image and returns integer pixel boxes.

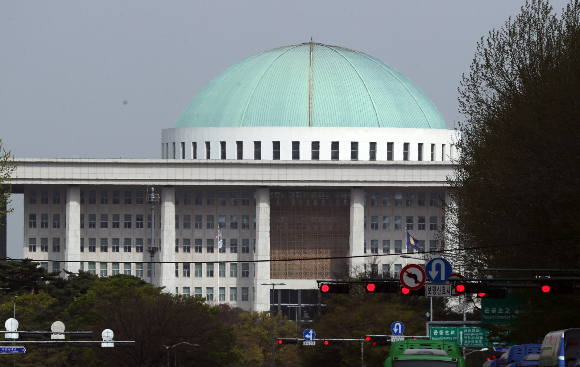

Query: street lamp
[261,283,285,367]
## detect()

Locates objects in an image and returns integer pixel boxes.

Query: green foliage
[448,0,580,343]
[0,259,58,293]
[0,139,15,222]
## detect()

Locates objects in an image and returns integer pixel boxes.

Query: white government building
[8,42,454,317]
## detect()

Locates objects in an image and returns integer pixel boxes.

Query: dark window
[403,143,409,161]
[351,142,358,160]
[311,141,319,160]
[331,141,339,160]
[112,191,120,204]
[292,141,300,160]
[88,190,96,205]
[418,143,423,161]
[273,141,280,160]
[29,190,37,204]
[254,141,261,160]
[124,191,131,204]
[53,190,60,204]
[41,190,49,204]
[387,142,394,161]
[205,141,211,159]
[431,144,435,161]
[101,190,108,204]
[206,191,214,205]
[192,142,197,159]
[369,142,377,161]
[220,141,226,159]
[136,191,144,204]
[236,141,243,160]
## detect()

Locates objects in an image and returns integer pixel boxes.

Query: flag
[406,230,419,251]
[217,230,223,249]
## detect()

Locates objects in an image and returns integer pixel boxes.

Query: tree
[0,259,59,294]
[447,0,580,342]
[0,139,15,223]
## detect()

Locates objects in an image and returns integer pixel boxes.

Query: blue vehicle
[499,345,541,367]
[509,354,539,367]
[539,329,580,367]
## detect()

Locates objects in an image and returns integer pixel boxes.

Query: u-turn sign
[426,258,452,283]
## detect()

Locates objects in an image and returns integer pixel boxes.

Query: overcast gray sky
[1,0,572,257]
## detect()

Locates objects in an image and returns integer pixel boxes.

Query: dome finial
[311,37,313,43]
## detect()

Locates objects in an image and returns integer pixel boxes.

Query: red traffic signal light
[366,283,375,292]
[365,336,389,346]
[455,284,465,293]
[476,288,507,299]
[319,283,349,294]
[401,287,425,296]
[365,282,400,293]
[539,282,573,294]
[541,285,551,293]
[277,339,297,345]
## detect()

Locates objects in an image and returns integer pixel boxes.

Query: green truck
[385,340,466,367]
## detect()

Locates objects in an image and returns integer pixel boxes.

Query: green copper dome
[175,43,447,129]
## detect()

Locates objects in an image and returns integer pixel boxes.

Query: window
[124,263,131,275]
[394,192,402,207]
[230,215,238,229]
[230,263,238,277]
[229,192,238,207]
[242,239,250,253]
[430,216,438,230]
[28,214,36,228]
[394,216,402,230]
[29,238,36,252]
[112,214,120,228]
[206,215,214,229]
[181,287,190,297]
[193,287,201,298]
[242,215,249,230]
[230,239,237,253]
[50,214,60,229]
[100,238,108,252]
[124,238,131,252]
[88,262,96,275]
[100,214,108,228]
[206,239,214,253]
[370,216,378,230]
[206,191,215,206]
[136,191,144,204]
[417,240,425,252]
[406,192,414,206]
[370,240,378,254]
[175,215,179,229]
[183,191,191,205]
[418,143,423,161]
[430,192,438,206]
[136,263,143,277]
[206,263,214,277]
[124,214,132,229]
[387,142,394,161]
[136,238,143,253]
[175,239,179,253]
[431,144,435,161]
[441,216,445,230]
[124,191,132,204]
[183,239,191,253]
[172,142,176,159]
[383,240,390,254]
[236,141,243,160]
[382,216,390,230]
[219,263,226,277]
[183,263,190,277]
[272,141,280,160]
[219,141,226,159]
[195,263,202,277]
[112,191,120,204]
[29,190,37,204]
[88,238,96,252]
[206,287,214,301]
[88,214,96,228]
[80,214,84,229]
[100,263,108,277]
[112,238,119,252]
[331,141,339,160]
[175,263,179,277]
[175,191,179,205]
[418,192,426,206]
[241,263,250,277]
[370,264,378,277]
[429,240,438,252]
[441,144,446,161]
[403,143,409,161]
[292,141,300,160]
[41,190,49,204]
[363,240,367,254]
[364,216,366,229]
[395,240,402,254]
[203,141,210,159]
[194,215,202,229]
[195,191,203,205]
[183,215,191,229]
[112,263,120,276]
[53,190,60,204]
[406,216,414,230]
[418,216,426,230]
[242,191,250,206]
[192,142,197,159]
[311,141,319,160]
[41,238,48,252]
[195,239,202,253]
[351,142,358,160]
[369,142,377,161]
[218,192,226,206]
[230,287,237,301]
[370,192,379,206]
[253,215,256,229]
[253,141,261,160]
[382,264,391,277]
[241,287,249,301]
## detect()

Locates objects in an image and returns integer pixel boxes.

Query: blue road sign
[391,321,405,335]
[0,347,25,354]
[426,257,453,284]
[303,329,316,341]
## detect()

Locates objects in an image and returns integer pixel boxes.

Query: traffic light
[277,338,298,345]
[365,282,400,293]
[401,287,425,296]
[454,282,487,294]
[322,340,344,346]
[365,336,389,346]
[539,282,574,294]
[476,287,507,299]
[319,283,350,294]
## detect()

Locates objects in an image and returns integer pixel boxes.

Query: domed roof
[175,42,447,129]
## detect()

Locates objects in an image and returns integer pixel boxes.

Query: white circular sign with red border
[449,273,464,297]
[400,264,426,290]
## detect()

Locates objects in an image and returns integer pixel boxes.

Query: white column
[65,186,81,274]
[254,187,271,311]
[160,187,176,292]
[349,188,365,275]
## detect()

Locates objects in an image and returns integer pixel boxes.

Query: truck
[385,339,465,367]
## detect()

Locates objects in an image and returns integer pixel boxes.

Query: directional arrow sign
[426,257,452,284]
[391,321,405,336]
[0,346,25,354]
[303,329,316,341]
